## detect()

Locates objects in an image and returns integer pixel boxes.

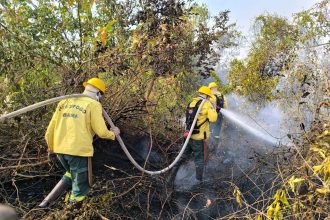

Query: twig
[182,193,203,220]
[0,160,49,171]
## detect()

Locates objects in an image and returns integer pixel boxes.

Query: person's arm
[45,107,59,152]
[90,103,116,140]
[207,102,218,123]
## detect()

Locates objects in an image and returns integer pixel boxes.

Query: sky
[196,0,320,34]
[196,0,321,59]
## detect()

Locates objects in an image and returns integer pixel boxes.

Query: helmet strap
[96,91,102,101]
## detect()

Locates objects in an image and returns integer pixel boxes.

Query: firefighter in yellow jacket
[208,82,227,111]
[208,82,227,138]
[39,78,120,207]
[168,86,217,184]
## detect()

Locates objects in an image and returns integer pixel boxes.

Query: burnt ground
[1,118,291,219]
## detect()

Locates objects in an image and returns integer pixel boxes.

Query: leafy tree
[227,0,329,105]
[0,0,237,138]
[227,15,297,103]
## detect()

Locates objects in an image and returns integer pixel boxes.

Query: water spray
[219,108,280,146]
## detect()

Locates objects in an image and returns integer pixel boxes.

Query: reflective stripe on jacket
[189,97,218,140]
[45,97,115,157]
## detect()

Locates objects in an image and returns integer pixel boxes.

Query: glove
[216,106,221,113]
[111,127,120,136]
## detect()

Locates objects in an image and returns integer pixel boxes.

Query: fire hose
[0,94,206,175]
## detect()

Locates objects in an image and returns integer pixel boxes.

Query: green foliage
[227,0,329,105]
[294,0,330,44]
[227,57,279,103]
[0,0,237,138]
[260,91,330,220]
[227,15,297,103]
[254,15,298,50]
[209,70,228,94]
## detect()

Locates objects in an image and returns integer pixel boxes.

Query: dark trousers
[180,139,204,168]
[57,154,89,202]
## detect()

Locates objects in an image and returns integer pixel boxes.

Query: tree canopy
[0,0,237,137]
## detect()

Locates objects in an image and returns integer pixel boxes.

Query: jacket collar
[82,85,99,101]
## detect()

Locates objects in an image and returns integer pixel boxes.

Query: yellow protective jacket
[45,97,115,157]
[190,97,218,140]
[210,92,228,109]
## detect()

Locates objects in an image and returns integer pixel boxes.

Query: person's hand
[216,106,221,113]
[111,127,120,136]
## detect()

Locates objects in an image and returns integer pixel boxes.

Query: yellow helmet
[208,82,218,89]
[198,86,212,97]
[83,78,106,94]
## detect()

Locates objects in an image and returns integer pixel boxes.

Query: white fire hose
[0,94,206,175]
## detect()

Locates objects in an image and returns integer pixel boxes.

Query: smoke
[224,93,295,146]
[173,93,296,191]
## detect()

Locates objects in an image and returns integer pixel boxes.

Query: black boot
[196,166,204,181]
[166,163,182,189]
[38,179,70,208]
